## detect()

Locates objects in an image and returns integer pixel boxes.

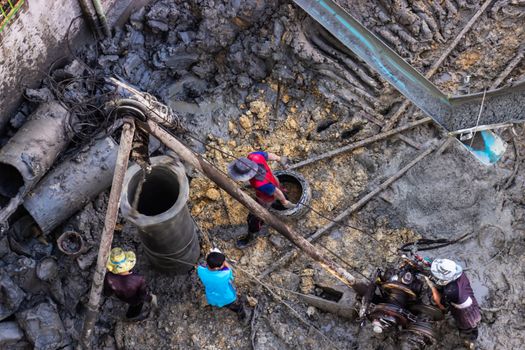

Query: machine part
[57,231,86,258]
[408,304,444,321]
[270,170,312,218]
[293,0,525,132]
[368,303,413,328]
[400,321,436,348]
[120,155,199,273]
[109,78,186,131]
[23,137,118,234]
[381,282,418,300]
[0,101,74,199]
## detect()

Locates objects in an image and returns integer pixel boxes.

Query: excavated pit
[0,0,524,349]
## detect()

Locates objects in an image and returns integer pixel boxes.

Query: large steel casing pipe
[23,137,119,234]
[0,101,74,200]
[120,156,199,273]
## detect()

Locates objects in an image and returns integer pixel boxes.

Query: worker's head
[206,250,226,269]
[430,258,463,286]
[106,247,136,274]
[227,157,259,181]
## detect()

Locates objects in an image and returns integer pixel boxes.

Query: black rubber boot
[236,233,256,249]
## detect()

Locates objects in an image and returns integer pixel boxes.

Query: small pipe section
[120,156,199,273]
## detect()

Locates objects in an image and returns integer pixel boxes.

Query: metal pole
[90,0,111,37]
[141,119,358,288]
[80,120,135,348]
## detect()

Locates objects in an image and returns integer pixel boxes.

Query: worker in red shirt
[103,247,157,320]
[228,151,293,248]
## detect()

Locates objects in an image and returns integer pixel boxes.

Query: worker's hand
[282,200,296,209]
[150,294,158,309]
[424,277,446,311]
[424,276,436,289]
[279,156,290,169]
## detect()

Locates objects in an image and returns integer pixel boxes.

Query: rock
[17,303,68,350]
[178,31,196,44]
[239,115,252,130]
[246,295,258,307]
[36,257,58,282]
[10,112,27,129]
[306,306,316,317]
[0,321,25,347]
[205,188,221,201]
[0,236,10,258]
[237,74,252,89]
[0,273,26,321]
[9,256,43,294]
[165,52,200,70]
[76,248,98,270]
[147,20,169,32]
[98,55,120,66]
[24,88,54,103]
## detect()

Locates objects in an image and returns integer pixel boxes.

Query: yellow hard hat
[106,247,136,274]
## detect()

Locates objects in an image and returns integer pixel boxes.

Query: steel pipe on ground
[120,156,199,273]
[23,137,119,234]
[0,101,74,200]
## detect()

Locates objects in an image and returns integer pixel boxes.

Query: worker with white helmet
[425,258,481,349]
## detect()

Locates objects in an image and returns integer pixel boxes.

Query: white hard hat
[430,258,463,285]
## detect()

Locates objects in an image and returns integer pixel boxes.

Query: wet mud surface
[0,0,524,349]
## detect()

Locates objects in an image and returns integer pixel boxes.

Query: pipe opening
[0,163,24,198]
[128,167,180,216]
[272,174,304,211]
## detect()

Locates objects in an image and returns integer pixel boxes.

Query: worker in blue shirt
[197,249,246,320]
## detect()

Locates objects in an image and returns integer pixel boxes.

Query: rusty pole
[141,119,358,288]
[80,120,135,349]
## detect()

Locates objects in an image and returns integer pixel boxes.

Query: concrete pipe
[270,170,312,218]
[120,156,199,273]
[23,137,119,234]
[0,101,74,200]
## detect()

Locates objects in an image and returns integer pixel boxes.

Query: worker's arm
[424,276,446,310]
[267,153,281,162]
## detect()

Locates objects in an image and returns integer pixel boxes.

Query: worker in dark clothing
[227,151,292,248]
[425,258,481,350]
[103,247,157,320]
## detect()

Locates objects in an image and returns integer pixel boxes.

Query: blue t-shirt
[197,266,237,307]
[248,151,275,196]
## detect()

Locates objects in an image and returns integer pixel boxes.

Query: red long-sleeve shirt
[103,272,152,305]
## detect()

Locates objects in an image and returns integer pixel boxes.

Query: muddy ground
[1,0,525,349]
